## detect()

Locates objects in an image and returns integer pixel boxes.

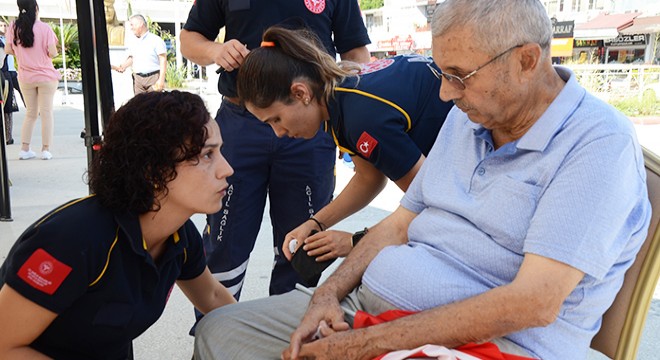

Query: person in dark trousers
[180,0,371,305]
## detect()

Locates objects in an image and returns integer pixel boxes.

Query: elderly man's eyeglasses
[426,44,523,90]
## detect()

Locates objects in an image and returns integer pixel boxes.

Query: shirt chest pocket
[471,175,542,252]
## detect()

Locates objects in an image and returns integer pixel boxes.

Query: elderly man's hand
[284,288,349,359]
[282,328,375,360]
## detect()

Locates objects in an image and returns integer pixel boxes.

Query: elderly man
[193,1,651,359]
[113,14,166,94]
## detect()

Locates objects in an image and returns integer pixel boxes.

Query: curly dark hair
[88,90,211,214]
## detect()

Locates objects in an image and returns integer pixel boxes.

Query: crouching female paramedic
[236,26,453,272]
[0,91,236,359]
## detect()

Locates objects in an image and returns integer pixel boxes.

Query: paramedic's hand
[215,39,249,72]
[304,230,353,261]
[284,287,349,359]
[284,220,319,260]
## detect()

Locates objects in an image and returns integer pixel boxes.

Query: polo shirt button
[477,168,486,176]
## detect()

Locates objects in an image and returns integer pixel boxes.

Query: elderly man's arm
[286,206,416,359]
[292,253,584,359]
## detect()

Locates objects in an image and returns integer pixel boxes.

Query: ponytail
[237,26,359,108]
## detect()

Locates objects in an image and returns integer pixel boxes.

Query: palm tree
[51,22,81,70]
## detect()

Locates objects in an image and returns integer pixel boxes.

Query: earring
[303,98,310,105]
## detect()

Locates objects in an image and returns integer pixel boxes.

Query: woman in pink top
[5,0,60,160]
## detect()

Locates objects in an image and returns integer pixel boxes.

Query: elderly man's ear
[517,43,543,79]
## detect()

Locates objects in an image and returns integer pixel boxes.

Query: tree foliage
[360,0,384,10]
[51,22,81,69]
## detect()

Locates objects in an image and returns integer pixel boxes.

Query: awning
[620,15,660,34]
[551,37,574,57]
[574,12,641,40]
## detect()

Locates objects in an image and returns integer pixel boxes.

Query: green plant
[360,0,384,10]
[165,61,187,89]
[51,22,80,69]
[610,95,660,117]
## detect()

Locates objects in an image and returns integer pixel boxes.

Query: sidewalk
[0,91,658,358]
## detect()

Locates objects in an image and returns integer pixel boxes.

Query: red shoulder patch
[356,131,378,159]
[304,0,325,14]
[360,59,395,75]
[18,248,72,295]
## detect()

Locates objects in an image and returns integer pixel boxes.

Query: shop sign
[552,19,574,38]
[377,35,415,51]
[551,37,573,57]
[604,34,646,47]
[574,39,601,48]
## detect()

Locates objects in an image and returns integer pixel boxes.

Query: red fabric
[353,310,535,360]
[354,309,416,328]
[456,342,534,360]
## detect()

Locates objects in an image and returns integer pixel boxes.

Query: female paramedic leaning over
[0,91,236,359]
[237,26,454,266]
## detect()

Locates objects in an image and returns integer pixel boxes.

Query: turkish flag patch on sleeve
[356,131,378,159]
[17,248,73,295]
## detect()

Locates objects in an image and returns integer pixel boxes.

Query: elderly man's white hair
[129,14,148,27]
[432,0,553,59]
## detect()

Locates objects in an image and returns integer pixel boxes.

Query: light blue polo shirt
[362,67,651,359]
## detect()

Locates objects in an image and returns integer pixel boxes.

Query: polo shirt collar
[115,211,144,254]
[516,66,586,151]
[114,211,188,262]
[467,66,585,152]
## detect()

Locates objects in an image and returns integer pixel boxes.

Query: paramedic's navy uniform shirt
[183,0,370,97]
[0,196,205,359]
[328,55,454,181]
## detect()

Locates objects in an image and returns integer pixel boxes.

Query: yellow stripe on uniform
[35,195,95,227]
[89,228,120,286]
[335,87,412,131]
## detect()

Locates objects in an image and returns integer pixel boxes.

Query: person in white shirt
[112,14,166,94]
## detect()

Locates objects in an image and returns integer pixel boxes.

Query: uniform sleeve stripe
[88,228,119,287]
[34,195,96,228]
[335,87,412,131]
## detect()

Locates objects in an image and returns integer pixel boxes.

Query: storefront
[619,15,660,64]
[573,39,603,64]
[604,34,647,64]
[550,19,574,61]
[573,12,640,64]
